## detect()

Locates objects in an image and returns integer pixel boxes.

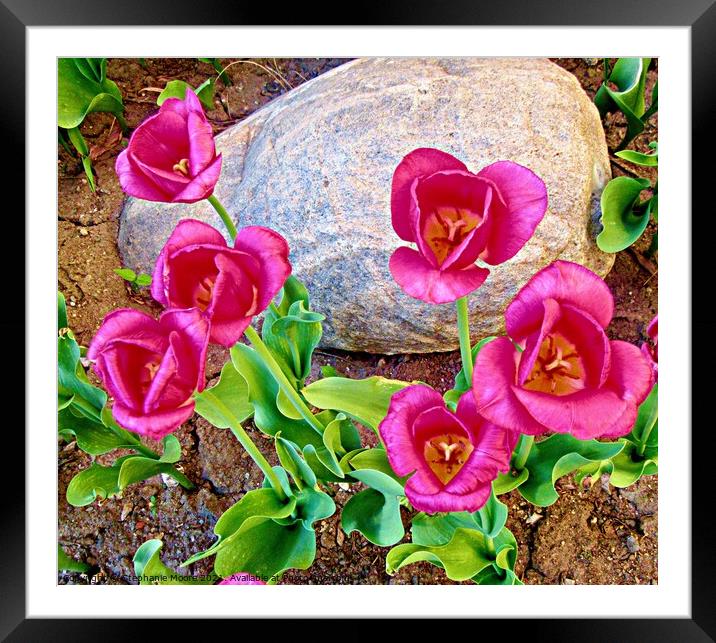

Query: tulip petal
[476,160,548,265]
[159,308,209,391]
[505,260,614,341]
[456,392,514,472]
[605,340,654,407]
[233,226,292,313]
[142,333,179,413]
[472,336,548,435]
[405,478,492,514]
[112,400,196,441]
[378,384,445,478]
[513,386,629,440]
[151,220,227,306]
[186,110,216,174]
[115,148,169,202]
[87,308,163,359]
[172,154,222,203]
[391,148,467,242]
[389,246,489,304]
[129,111,190,175]
[516,298,561,386]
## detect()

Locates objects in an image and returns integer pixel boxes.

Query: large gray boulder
[119,57,612,354]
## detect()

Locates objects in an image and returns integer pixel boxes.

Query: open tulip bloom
[87,307,209,439]
[116,89,222,204]
[641,314,658,379]
[472,260,654,440]
[389,147,548,304]
[379,385,516,513]
[151,219,292,347]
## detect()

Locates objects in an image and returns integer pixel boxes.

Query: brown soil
[58,58,658,585]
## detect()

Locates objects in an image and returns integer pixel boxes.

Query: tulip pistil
[524,333,585,396]
[173,158,190,176]
[423,206,482,265]
[195,276,215,311]
[424,432,474,485]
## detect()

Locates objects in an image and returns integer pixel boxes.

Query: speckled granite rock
[118,57,612,353]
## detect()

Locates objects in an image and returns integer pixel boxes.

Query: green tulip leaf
[597,176,652,253]
[302,375,412,432]
[134,540,216,585]
[58,545,90,573]
[157,78,215,111]
[342,488,404,547]
[493,468,529,495]
[346,447,405,484]
[230,343,323,448]
[263,279,324,389]
[615,143,658,167]
[193,360,253,429]
[65,458,130,507]
[58,406,136,455]
[58,58,124,129]
[275,435,318,489]
[518,434,625,507]
[386,527,495,581]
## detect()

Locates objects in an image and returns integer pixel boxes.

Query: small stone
[161,473,179,488]
[626,535,640,553]
[336,529,345,547]
[120,502,134,521]
[564,578,576,585]
[337,482,350,491]
[136,521,145,530]
[526,512,543,525]
[79,227,88,236]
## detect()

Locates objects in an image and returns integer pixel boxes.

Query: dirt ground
[58,58,658,585]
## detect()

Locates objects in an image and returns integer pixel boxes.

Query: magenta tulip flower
[151,219,291,347]
[389,148,548,304]
[641,314,658,379]
[218,573,266,585]
[115,89,222,203]
[87,307,209,440]
[378,385,516,513]
[472,261,654,440]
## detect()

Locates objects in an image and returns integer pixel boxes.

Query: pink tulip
[641,314,658,379]
[218,573,266,585]
[151,220,291,347]
[115,89,222,203]
[87,307,209,440]
[378,385,516,513]
[472,261,654,440]
[389,148,548,304]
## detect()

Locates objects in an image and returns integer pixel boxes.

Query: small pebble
[136,521,145,530]
[564,578,576,585]
[526,513,543,525]
[120,502,134,521]
[79,228,88,236]
[626,535,640,553]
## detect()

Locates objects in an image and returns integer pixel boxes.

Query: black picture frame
[8,0,713,639]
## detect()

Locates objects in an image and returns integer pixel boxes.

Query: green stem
[207,194,237,240]
[244,325,325,434]
[115,112,128,134]
[486,536,497,558]
[512,435,534,471]
[456,296,473,384]
[202,390,287,501]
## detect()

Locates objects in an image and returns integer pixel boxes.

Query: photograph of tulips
[58,57,658,586]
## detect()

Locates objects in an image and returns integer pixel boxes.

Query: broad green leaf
[157,79,215,111]
[346,447,404,484]
[263,277,324,388]
[58,58,124,129]
[114,267,137,282]
[58,545,90,573]
[275,435,317,489]
[302,413,361,479]
[597,176,652,253]
[58,330,107,422]
[615,143,658,167]
[493,468,529,495]
[58,406,136,455]
[182,487,296,565]
[342,488,404,547]
[159,435,182,463]
[65,459,128,506]
[386,527,494,581]
[193,361,253,429]
[116,457,179,489]
[230,343,323,448]
[134,540,216,585]
[518,434,624,506]
[214,519,316,580]
[348,468,405,497]
[473,489,508,539]
[594,57,649,118]
[58,291,69,329]
[302,376,412,432]
[135,273,152,287]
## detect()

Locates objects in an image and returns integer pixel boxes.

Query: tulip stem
[207,194,237,241]
[512,435,534,471]
[456,297,473,384]
[244,325,325,435]
[201,389,287,502]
